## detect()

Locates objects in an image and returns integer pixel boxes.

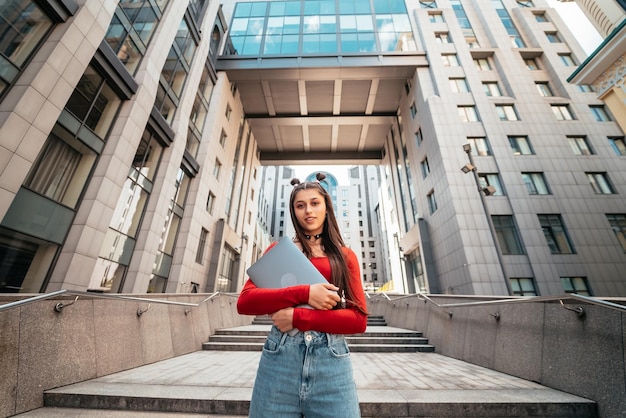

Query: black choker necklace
[304,233,322,240]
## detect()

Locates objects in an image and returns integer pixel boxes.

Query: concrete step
[35,351,597,417]
[202,325,435,353]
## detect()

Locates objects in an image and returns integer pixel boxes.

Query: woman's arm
[291,248,368,334]
[237,278,310,315]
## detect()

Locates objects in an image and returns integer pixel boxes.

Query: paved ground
[14,325,593,417]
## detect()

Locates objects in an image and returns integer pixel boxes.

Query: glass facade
[227,0,416,56]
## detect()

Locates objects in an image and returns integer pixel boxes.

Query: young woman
[237,172,368,418]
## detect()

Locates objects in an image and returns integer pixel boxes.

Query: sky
[296,1,604,186]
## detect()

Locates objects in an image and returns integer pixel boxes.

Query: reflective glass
[242,35,262,55]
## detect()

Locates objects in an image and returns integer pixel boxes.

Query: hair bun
[290,178,301,186]
[315,172,326,181]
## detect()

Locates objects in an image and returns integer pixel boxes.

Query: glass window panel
[356,15,373,31]
[282,34,299,53]
[25,130,97,208]
[264,34,282,54]
[340,15,357,32]
[250,2,267,17]
[320,34,338,53]
[230,18,249,36]
[303,34,319,53]
[86,82,122,138]
[379,32,398,51]
[0,1,53,67]
[110,179,149,237]
[242,35,262,55]
[358,32,376,52]
[285,1,301,15]
[609,137,626,155]
[319,15,336,33]
[133,5,158,44]
[341,33,359,52]
[373,0,390,13]
[284,16,300,34]
[90,257,127,292]
[267,17,284,34]
[304,16,320,33]
[246,17,265,36]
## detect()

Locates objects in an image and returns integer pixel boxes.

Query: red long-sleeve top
[237,244,368,335]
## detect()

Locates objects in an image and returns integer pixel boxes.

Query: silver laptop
[246,237,327,288]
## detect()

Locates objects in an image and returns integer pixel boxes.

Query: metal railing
[0,289,240,316]
[366,292,626,318]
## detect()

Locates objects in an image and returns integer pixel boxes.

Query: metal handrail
[367,291,626,313]
[0,289,240,313]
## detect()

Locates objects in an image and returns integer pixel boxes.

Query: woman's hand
[308,283,340,310]
[271,307,294,332]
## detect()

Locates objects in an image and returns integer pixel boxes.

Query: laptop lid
[246,237,328,288]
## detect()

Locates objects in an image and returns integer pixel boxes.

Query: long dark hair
[289,173,366,314]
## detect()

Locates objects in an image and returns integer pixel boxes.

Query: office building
[1,0,624,297]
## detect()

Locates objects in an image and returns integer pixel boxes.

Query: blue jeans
[248,325,361,418]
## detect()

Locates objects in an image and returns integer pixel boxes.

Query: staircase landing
[23,349,595,417]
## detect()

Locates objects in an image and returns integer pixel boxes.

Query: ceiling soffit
[216,54,426,164]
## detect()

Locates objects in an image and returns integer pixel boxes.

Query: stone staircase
[202,315,436,353]
[16,314,597,418]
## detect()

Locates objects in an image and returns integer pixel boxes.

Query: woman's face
[293,188,326,236]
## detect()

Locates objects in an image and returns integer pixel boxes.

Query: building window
[0,1,54,98]
[458,106,479,122]
[427,190,437,214]
[609,137,626,156]
[577,84,594,93]
[154,17,197,123]
[561,277,590,295]
[521,172,550,195]
[535,82,553,97]
[196,228,208,264]
[65,65,123,139]
[492,215,524,255]
[450,78,469,93]
[538,214,574,254]
[213,159,222,179]
[415,130,423,147]
[478,173,504,195]
[524,58,539,70]
[534,12,548,22]
[206,191,216,214]
[483,81,502,96]
[510,278,537,296]
[474,58,491,70]
[508,135,533,155]
[410,102,417,118]
[24,129,96,208]
[421,158,430,178]
[435,32,452,43]
[429,12,444,22]
[606,214,626,252]
[545,32,561,43]
[442,53,460,66]
[551,104,574,121]
[219,129,227,147]
[496,105,519,121]
[590,105,612,122]
[567,136,593,155]
[586,172,615,194]
[559,54,576,66]
[467,137,491,156]
[229,0,416,55]
[225,103,232,120]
